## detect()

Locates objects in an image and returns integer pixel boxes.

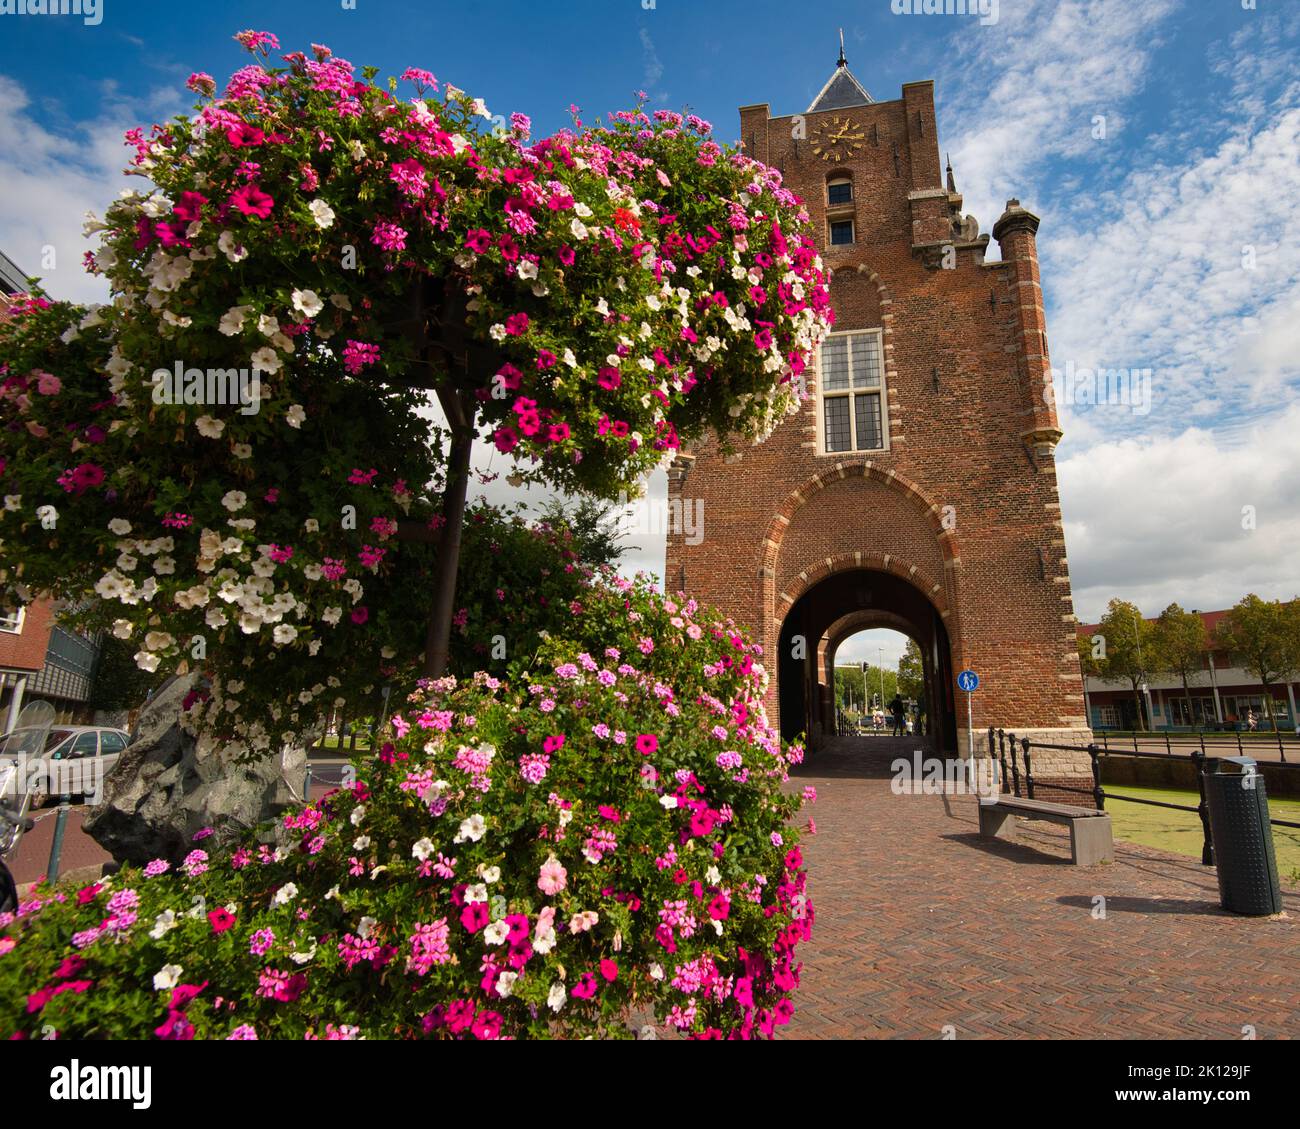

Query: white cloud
[940,0,1180,234]
[0,74,183,304]
[1059,403,1300,622]
[931,0,1300,620]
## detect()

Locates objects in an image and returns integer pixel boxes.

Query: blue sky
[2,0,1298,670]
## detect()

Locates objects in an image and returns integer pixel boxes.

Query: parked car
[0,725,130,808]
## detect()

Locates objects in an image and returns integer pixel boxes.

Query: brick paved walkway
[785,737,1300,1039]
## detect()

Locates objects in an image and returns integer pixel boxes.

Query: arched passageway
[777,567,956,752]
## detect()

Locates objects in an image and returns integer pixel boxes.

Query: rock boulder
[84,674,308,866]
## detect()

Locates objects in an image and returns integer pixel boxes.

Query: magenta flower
[371,221,408,252]
[226,122,265,148]
[570,972,598,999]
[230,183,274,219]
[460,902,489,933]
[635,733,658,756]
[207,908,236,933]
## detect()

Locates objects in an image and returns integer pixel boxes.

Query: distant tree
[1215,594,1300,732]
[833,664,866,713]
[1151,603,1209,727]
[897,639,924,701]
[857,663,898,710]
[1091,599,1155,730]
[535,495,629,569]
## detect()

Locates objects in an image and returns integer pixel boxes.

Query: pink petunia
[230,183,274,219]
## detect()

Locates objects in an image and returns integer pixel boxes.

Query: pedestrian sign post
[958,670,979,766]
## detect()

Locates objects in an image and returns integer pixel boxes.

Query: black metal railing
[985,726,1300,868]
[1094,726,1298,763]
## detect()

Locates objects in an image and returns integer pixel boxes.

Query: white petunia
[285,404,306,429]
[454,813,487,843]
[483,920,509,946]
[195,415,225,438]
[308,199,335,228]
[273,624,297,644]
[547,982,567,1012]
[108,518,132,535]
[411,837,435,861]
[291,289,324,318]
[251,347,282,375]
[149,911,177,940]
[272,883,298,906]
[218,230,247,262]
[221,491,247,512]
[153,964,183,991]
[659,795,678,809]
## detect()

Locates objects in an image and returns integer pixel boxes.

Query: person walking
[889,694,906,737]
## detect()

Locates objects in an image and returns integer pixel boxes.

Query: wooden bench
[977,795,1113,865]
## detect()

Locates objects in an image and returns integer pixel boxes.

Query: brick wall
[668,77,1088,757]
[0,599,54,673]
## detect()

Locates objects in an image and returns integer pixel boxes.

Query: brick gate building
[665,52,1091,771]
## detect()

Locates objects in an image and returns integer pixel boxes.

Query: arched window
[827,176,853,206]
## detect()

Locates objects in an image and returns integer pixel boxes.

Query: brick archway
[755,462,965,667]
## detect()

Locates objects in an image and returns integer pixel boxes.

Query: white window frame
[828,217,855,246]
[0,606,24,635]
[816,328,888,455]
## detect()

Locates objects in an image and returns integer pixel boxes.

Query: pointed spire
[808,33,873,112]
[946,153,956,193]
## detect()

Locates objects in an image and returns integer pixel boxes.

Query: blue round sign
[957,670,979,692]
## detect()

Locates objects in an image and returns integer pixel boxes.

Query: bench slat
[982,797,1102,819]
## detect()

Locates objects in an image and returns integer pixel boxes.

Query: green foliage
[534,495,630,569]
[1215,594,1300,727]
[897,640,925,703]
[87,635,166,713]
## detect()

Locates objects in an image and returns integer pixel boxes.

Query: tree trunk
[1183,672,1194,728]
[424,409,475,679]
[1132,684,1146,731]
[1261,678,1277,731]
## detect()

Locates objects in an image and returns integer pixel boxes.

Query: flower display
[0,31,832,746]
[0,579,814,1040]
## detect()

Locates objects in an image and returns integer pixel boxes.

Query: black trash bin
[1203,756,1282,915]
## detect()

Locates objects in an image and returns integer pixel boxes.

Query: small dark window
[827,180,853,205]
[829,220,854,246]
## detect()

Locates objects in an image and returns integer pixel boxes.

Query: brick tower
[665,50,1091,772]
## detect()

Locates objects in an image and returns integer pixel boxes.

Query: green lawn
[1103,783,1300,886]
[314,733,372,751]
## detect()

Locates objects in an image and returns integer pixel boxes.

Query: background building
[1078,609,1299,732]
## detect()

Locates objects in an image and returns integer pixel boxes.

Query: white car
[0,725,130,808]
